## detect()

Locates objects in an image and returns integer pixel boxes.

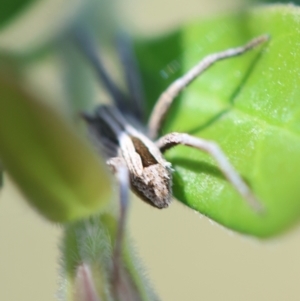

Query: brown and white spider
[76,31,267,297]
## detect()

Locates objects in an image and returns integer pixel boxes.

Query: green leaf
[0,0,38,28]
[0,162,3,189]
[62,215,115,300]
[135,5,300,237]
[62,214,160,301]
[0,75,112,222]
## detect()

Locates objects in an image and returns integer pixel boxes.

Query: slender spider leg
[148,35,269,139]
[73,26,127,107]
[117,32,145,121]
[156,132,263,212]
[82,108,137,296]
[107,157,130,298]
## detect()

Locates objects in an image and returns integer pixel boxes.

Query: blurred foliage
[256,0,300,4]
[62,214,159,301]
[0,74,113,222]
[0,163,2,188]
[0,0,38,27]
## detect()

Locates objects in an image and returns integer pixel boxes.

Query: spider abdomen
[130,163,172,209]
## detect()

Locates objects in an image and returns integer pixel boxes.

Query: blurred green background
[1,0,300,300]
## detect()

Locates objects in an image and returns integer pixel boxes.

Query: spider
[76,30,267,297]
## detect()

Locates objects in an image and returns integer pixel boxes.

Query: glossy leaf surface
[136,5,300,237]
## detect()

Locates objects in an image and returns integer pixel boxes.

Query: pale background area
[1,0,300,300]
[1,177,300,301]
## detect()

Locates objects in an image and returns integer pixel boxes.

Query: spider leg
[106,157,130,298]
[117,31,145,121]
[156,132,263,212]
[73,27,145,121]
[72,26,127,107]
[148,35,269,139]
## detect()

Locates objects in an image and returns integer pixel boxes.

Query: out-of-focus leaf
[0,162,3,189]
[62,214,160,301]
[0,76,112,222]
[62,215,114,301]
[254,0,300,4]
[0,0,85,59]
[136,5,300,237]
[0,0,119,62]
[0,0,38,28]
